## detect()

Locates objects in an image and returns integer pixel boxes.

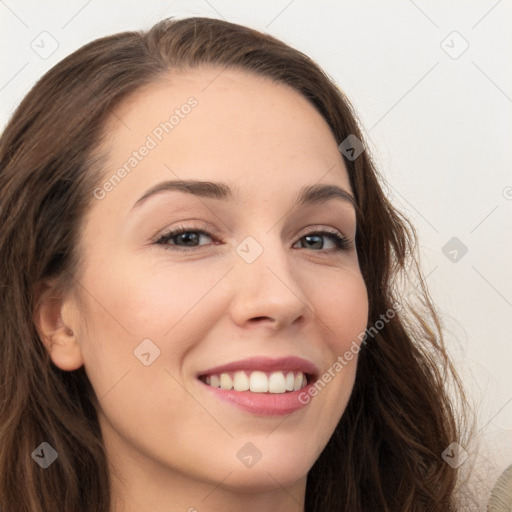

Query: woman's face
[63,67,368,496]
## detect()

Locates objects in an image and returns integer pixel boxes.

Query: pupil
[304,234,322,249]
[179,232,199,246]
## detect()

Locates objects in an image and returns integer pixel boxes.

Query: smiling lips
[197,356,318,415]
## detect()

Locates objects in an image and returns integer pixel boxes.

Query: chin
[204,438,317,492]
[219,461,310,493]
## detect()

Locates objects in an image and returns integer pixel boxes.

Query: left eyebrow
[130,179,356,212]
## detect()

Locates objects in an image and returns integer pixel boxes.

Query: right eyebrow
[131,180,234,210]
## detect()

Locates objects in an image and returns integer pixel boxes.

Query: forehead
[97,66,351,210]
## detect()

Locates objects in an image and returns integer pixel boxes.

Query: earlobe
[33,280,84,371]
[44,325,84,371]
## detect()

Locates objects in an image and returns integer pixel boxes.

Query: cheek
[114,260,228,334]
[76,259,231,392]
[303,269,368,422]
[313,268,369,351]
[79,256,222,341]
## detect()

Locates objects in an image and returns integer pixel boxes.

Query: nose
[228,236,313,331]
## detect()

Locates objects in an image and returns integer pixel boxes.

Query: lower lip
[198,379,315,416]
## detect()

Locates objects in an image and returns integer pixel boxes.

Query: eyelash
[154,223,352,254]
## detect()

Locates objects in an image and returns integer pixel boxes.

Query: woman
[0,16,471,512]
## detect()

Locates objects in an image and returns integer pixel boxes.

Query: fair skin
[36,67,368,512]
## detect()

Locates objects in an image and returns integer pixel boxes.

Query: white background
[1,0,511,504]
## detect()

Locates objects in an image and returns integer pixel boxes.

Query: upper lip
[197,356,319,379]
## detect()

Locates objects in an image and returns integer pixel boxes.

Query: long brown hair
[0,17,470,511]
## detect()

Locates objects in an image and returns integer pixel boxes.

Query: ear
[33,279,84,371]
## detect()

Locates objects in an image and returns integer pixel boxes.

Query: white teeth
[249,371,268,393]
[203,370,308,393]
[233,371,249,391]
[268,371,287,393]
[285,371,295,391]
[220,373,232,390]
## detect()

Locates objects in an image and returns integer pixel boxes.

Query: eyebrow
[131,179,356,211]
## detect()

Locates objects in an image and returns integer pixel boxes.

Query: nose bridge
[235,232,292,285]
[229,231,310,327]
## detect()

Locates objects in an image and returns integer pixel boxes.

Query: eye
[293,229,351,252]
[154,224,216,251]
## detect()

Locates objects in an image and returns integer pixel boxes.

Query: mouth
[196,356,319,416]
